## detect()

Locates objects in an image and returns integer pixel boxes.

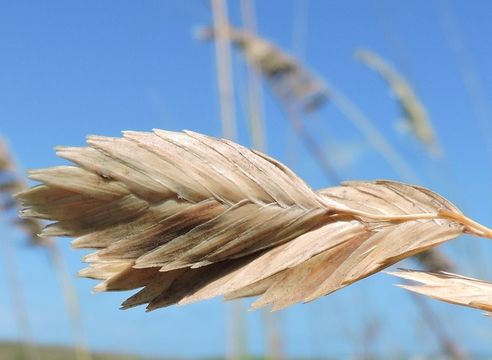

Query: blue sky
[1,0,492,358]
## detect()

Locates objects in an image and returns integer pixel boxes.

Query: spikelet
[0,137,49,245]
[16,129,492,311]
[356,49,442,157]
[199,26,328,114]
[390,269,492,315]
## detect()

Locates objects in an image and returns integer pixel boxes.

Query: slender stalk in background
[262,309,283,360]
[211,2,244,359]
[211,0,237,141]
[409,290,468,360]
[284,106,341,183]
[48,244,92,360]
[240,0,266,152]
[239,2,282,359]
[0,224,38,360]
[227,301,247,360]
[0,137,92,360]
[323,80,420,183]
[357,317,381,360]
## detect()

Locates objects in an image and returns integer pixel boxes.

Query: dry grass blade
[16,129,492,311]
[390,269,492,314]
[199,26,328,114]
[356,49,441,157]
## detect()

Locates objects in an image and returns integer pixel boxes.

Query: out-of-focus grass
[1,342,491,360]
[0,341,167,360]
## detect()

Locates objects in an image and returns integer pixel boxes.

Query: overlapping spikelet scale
[390,269,492,315]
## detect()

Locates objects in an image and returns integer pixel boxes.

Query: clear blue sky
[1,0,492,358]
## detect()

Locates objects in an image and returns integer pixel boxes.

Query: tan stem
[438,210,492,239]
[336,208,439,222]
[0,225,39,360]
[334,208,492,240]
[211,0,237,140]
[48,244,92,360]
[240,0,266,152]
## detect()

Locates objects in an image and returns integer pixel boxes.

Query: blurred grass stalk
[284,107,341,183]
[211,0,236,141]
[324,80,420,183]
[1,138,39,360]
[0,137,91,360]
[48,244,92,360]
[240,2,284,359]
[240,0,266,153]
[408,286,468,360]
[210,1,247,359]
[0,222,38,360]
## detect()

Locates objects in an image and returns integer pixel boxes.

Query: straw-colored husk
[17,130,492,311]
[390,269,492,315]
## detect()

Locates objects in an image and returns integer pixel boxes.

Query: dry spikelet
[390,269,492,315]
[16,129,492,311]
[198,26,328,114]
[356,49,442,157]
[1,138,23,205]
[0,137,48,245]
